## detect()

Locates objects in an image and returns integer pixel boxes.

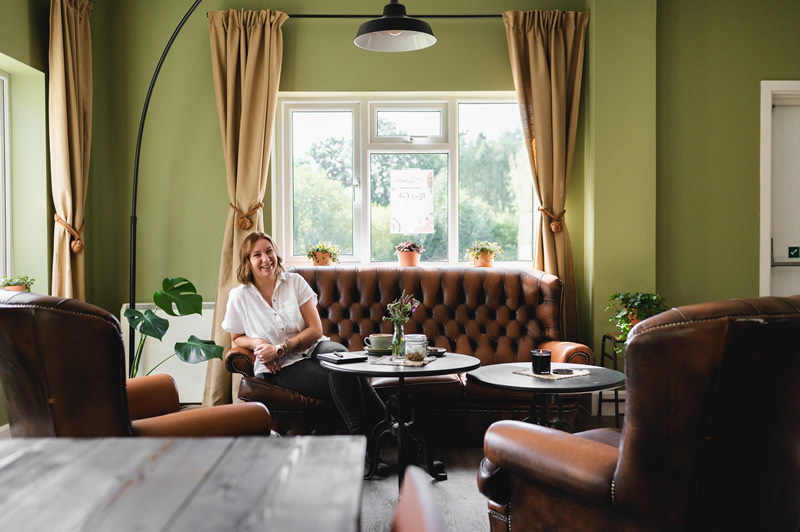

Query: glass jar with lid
[404,334,427,362]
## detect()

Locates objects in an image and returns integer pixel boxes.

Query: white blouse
[221,271,327,375]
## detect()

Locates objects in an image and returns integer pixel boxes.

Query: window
[0,72,9,277]
[275,94,534,266]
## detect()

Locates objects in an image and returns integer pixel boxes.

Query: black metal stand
[598,334,625,427]
[128,0,203,371]
[365,376,445,487]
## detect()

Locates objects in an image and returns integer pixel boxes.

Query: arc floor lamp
[128,0,498,365]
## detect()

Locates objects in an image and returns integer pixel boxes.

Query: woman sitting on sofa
[222,232,387,472]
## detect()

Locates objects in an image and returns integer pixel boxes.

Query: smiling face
[237,232,284,285]
[248,238,278,282]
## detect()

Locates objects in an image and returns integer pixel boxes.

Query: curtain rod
[206,13,502,19]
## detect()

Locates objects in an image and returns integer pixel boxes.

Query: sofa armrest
[225,346,256,377]
[483,420,618,503]
[539,340,595,365]
[131,402,272,437]
[126,374,181,420]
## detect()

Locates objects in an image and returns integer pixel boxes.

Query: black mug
[531,349,551,374]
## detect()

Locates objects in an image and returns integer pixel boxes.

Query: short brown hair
[237,232,284,285]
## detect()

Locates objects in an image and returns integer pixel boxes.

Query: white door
[760,81,800,296]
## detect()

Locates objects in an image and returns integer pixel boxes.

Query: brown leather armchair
[0,290,271,437]
[478,295,800,531]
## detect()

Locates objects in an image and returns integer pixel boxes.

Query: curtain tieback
[54,214,85,253]
[230,202,263,230]
[539,207,566,233]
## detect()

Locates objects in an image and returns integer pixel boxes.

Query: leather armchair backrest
[0,290,133,437]
[616,295,800,529]
[288,265,562,367]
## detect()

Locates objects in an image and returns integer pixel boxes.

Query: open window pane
[377,111,441,137]
[458,103,534,262]
[291,110,354,256]
[369,153,449,262]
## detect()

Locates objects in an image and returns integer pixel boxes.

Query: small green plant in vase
[306,241,340,266]
[124,277,223,378]
[1,275,35,292]
[465,241,503,267]
[606,292,668,352]
[383,290,420,360]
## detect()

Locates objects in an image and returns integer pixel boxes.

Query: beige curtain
[203,9,288,406]
[503,10,588,342]
[49,0,93,299]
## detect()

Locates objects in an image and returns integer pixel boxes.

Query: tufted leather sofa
[225,265,594,443]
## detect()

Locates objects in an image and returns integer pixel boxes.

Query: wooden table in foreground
[0,436,365,532]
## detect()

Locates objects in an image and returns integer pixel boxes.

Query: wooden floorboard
[360,413,619,531]
[360,446,488,532]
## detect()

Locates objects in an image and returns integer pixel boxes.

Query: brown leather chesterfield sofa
[225,265,594,444]
[478,294,800,531]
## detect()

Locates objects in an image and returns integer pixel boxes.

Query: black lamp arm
[129,0,203,371]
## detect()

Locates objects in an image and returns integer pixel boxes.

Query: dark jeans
[257,340,386,436]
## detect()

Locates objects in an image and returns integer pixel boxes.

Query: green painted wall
[89,0,589,318]
[656,0,800,306]
[585,0,657,352]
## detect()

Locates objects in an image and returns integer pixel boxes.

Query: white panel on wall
[121,302,215,404]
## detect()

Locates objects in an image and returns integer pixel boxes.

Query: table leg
[526,393,575,433]
[368,377,448,486]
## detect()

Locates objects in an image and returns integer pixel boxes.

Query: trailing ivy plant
[124,277,222,378]
[606,292,668,352]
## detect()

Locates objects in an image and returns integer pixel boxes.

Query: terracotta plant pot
[311,252,333,266]
[472,251,495,267]
[397,251,421,267]
[3,285,26,292]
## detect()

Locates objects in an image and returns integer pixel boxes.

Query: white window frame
[273,92,534,269]
[0,71,10,277]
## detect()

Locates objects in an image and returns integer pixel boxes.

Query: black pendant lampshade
[354,0,436,52]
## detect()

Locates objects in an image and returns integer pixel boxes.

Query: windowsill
[283,260,535,270]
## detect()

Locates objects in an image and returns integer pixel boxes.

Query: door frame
[759,81,800,296]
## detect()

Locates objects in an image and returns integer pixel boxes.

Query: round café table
[322,352,480,486]
[467,362,625,431]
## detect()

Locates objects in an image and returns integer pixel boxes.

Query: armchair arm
[131,402,272,437]
[483,420,618,503]
[126,374,181,420]
[539,340,595,365]
[224,346,256,377]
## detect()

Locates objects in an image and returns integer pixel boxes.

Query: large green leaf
[153,277,202,317]
[124,308,169,341]
[174,335,223,364]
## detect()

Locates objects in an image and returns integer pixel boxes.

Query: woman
[222,232,387,472]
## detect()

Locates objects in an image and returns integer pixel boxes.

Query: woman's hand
[253,339,282,373]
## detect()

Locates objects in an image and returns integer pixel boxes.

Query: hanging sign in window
[390,169,434,233]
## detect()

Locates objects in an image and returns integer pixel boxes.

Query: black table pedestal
[526,393,575,433]
[365,376,446,487]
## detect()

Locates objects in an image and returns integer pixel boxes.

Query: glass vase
[391,321,405,361]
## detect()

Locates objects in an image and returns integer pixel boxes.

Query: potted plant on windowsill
[395,240,424,267]
[306,241,340,266]
[1,275,35,292]
[466,241,503,267]
[606,292,668,352]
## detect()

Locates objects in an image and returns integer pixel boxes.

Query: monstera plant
[124,277,222,378]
